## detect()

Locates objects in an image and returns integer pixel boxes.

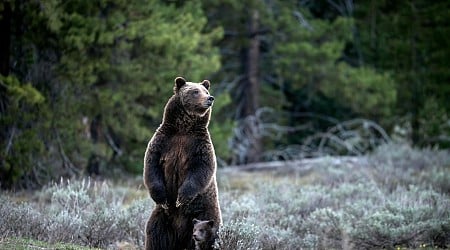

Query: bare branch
[327,0,354,16]
[4,126,16,155]
[293,10,313,31]
[263,118,391,161]
[104,130,123,157]
[54,129,79,175]
[230,107,311,164]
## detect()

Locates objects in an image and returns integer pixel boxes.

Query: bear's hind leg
[174,214,195,250]
[145,208,173,250]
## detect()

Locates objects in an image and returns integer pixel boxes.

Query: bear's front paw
[175,197,183,208]
[175,196,192,208]
[160,201,169,210]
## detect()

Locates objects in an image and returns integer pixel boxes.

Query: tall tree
[202,0,397,163]
[231,8,263,163]
[0,1,11,76]
[202,0,285,164]
[0,0,223,188]
[354,0,450,146]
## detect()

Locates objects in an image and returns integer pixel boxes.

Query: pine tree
[0,0,223,188]
[354,0,450,146]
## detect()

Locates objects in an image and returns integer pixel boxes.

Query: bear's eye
[193,90,200,95]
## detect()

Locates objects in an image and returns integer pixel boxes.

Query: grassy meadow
[0,143,449,249]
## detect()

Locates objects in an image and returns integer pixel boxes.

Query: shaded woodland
[1,0,449,188]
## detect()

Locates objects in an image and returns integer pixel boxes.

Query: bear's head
[174,77,214,117]
[192,218,215,243]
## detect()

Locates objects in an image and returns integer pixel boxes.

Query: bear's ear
[201,80,210,90]
[207,220,214,227]
[193,218,200,225]
[174,77,186,92]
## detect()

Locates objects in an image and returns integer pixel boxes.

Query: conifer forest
[0,1,449,249]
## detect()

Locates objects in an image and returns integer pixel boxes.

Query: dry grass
[0,143,449,249]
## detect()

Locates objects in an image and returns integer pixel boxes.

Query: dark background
[1,0,449,189]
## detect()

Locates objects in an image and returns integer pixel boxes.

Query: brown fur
[143,77,221,250]
[192,219,217,250]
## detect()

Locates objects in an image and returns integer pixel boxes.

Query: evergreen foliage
[354,0,450,146]
[1,0,224,187]
[0,0,449,186]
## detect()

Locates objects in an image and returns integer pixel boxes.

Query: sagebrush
[0,143,449,249]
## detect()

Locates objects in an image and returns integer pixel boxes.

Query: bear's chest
[161,135,193,165]
[160,134,201,202]
[160,135,197,182]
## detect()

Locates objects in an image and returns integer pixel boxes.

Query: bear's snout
[193,234,200,241]
[206,95,214,106]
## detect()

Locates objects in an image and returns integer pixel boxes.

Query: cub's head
[174,77,214,117]
[192,218,215,243]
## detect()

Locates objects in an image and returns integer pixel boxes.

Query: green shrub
[117,198,150,247]
[350,187,450,249]
[0,179,151,249]
[218,220,261,250]
[0,144,449,249]
[369,143,450,192]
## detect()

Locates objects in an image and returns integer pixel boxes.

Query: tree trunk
[235,10,261,164]
[410,2,422,145]
[0,2,11,76]
[245,10,260,119]
[0,2,12,189]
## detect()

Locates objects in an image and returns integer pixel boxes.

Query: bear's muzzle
[206,96,214,107]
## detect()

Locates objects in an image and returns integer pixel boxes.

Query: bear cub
[192,218,218,250]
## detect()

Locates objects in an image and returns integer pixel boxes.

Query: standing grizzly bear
[143,77,222,250]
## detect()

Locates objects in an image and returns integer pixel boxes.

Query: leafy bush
[0,178,151,249]
[217,144,450,249]
[350,187,450,248]
[0,144,449,249]
[218,220,260,250]
[369,143,450,192]
[0,196,48,240]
